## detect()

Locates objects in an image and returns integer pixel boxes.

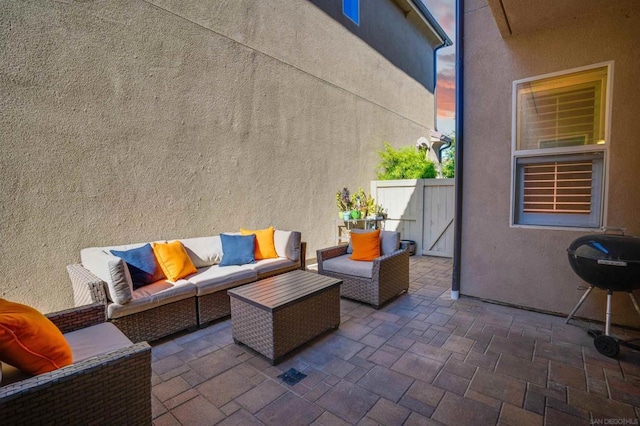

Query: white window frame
[510,61,613,230]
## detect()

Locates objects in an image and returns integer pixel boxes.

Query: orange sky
[421,0,456,135]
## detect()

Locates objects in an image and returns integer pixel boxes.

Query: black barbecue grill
[565,231,640,357]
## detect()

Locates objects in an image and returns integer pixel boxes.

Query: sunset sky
[421,0,456,136]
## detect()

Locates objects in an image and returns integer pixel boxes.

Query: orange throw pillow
[152,241,198,281]
[0,299,72,375]
[350,229,381,261]
[240,226,279,260]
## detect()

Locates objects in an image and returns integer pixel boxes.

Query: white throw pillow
[80,249,134,304]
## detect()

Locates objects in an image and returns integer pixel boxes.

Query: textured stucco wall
[462,1,640,325]
[0,0,437,312]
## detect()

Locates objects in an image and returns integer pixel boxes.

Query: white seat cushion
[1,323,133,386]
[107,279,196,319]
[249,258,298,275]
[322,254,374,279]
[64,322,132,363]
[188,265,257,296]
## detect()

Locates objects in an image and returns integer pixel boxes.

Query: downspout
[451,0,464,300]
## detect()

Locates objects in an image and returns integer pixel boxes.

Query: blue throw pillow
[219,234,255,267]
[110,244,165,289]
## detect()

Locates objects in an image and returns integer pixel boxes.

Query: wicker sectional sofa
[67,230,305,343]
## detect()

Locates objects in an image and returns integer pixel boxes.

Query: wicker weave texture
[46,303,105,334]
[317,246,409,309]
[1,302,152,425]
[112,297,197,343]
[67,263,109,305]
[230,287,340,363]
[0,343,151,425]
[198,291,232,324]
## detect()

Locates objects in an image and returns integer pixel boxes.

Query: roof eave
[394,0,453,47]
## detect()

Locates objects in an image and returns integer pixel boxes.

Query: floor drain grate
[277,368,307,386]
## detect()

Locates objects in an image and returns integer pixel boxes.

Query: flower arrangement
[336,187,352,213]
[335,187,386,220]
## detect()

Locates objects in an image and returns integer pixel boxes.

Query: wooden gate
[422,179,455,257]
[370,179,454,258]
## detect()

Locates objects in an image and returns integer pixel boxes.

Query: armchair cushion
[64,322,132,363]
[321,254,374,278]
[380,231,401,255]
[0,299,72,375]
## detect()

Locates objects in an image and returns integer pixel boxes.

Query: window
[343,0,360,26]
[514,153,604,227]
[512,63,611,228]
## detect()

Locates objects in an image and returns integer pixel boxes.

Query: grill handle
[597,259,628,267]
[603,227,626,236]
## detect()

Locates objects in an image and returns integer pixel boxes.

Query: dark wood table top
[227,270,342,312]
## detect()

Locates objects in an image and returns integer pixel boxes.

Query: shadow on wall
[306,0,437,92]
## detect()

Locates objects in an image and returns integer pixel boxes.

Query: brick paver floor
[151,256,640,425]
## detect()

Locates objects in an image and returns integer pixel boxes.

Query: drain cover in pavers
[277,368,307,386]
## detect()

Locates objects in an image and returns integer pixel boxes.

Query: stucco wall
[0,0,437,312]
[462,2,640,325]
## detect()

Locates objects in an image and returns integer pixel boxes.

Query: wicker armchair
[317,242,410,309]
[0,304,151,425]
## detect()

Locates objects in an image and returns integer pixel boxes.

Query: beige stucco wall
[0,0,438,312]
[462,2,640,325]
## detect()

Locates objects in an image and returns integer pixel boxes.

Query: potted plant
[375,204,387,220]
[351,187,369,219]
[336,188,352,220]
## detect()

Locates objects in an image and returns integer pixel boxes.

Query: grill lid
[567,234,640,263]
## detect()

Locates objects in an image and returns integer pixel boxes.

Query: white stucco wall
[0,0,438,312]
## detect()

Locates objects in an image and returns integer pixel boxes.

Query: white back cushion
[180,236,222,268]
[274,230,301,261]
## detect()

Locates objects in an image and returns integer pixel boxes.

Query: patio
[150,256,640,425]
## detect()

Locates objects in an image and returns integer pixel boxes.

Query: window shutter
[522,160,592,214]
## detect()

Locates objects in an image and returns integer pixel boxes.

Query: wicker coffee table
[228,270,342,364]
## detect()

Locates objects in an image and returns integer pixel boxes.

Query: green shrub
[376,142,436,180]
[441,140,455,178]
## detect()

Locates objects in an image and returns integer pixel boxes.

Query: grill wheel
[594,335,620,358]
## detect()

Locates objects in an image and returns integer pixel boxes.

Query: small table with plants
[334,218,385,245]
[335,187,386,245]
